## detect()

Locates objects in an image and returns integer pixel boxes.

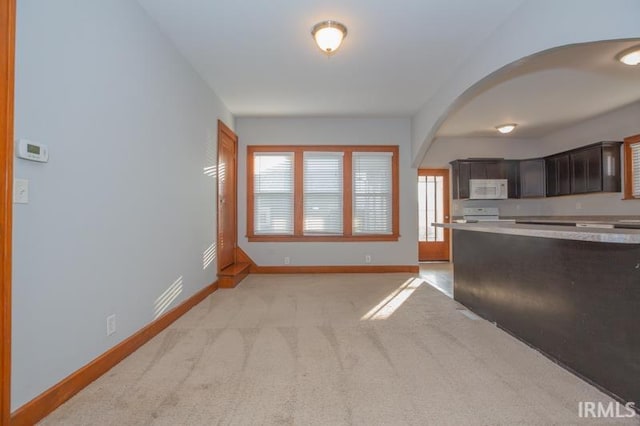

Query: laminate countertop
[434,221,640,244]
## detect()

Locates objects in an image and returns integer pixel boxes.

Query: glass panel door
[418,169,450,261]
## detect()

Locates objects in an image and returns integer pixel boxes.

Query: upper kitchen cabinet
[570,146,602,194]
[469,160,505,180]
[545,154,571,197]
[451,159,505,199]
[501,160,520,199]
[519,159,546,198]
[451,160,470,199]
[569,142,622,194]
[450,142,621,200]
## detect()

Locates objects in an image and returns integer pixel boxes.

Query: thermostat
[17,139,48,162]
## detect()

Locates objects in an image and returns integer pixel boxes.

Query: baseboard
[235,247,257,271]
[10,280,218,426]
[252,265,419,274]
[236,247,418,275]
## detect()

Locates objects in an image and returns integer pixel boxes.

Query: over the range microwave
[469,179,508,199]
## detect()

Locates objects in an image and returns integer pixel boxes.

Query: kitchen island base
[452,229,640,408]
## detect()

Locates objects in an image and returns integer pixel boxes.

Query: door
[418,169,450,261]
[217,120,237,272]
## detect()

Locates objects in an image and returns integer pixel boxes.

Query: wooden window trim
[247,145,400,242]
[623,134,640,200]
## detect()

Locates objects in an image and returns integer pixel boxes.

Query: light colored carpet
[40,273,638,425]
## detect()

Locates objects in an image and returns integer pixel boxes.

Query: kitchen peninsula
[436,221,640,408]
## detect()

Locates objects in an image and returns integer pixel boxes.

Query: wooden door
[418,169,450,261]
[217,121,237,272]
[1,0,14,423]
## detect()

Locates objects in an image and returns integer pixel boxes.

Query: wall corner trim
[10,280,219,426]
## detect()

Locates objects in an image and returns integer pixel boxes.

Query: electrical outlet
[106,314,116,336]
[365,255,372,264]
[576,202,582,210]
[284,256,290,265]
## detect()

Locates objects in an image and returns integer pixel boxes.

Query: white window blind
[353,152,393,234]
[253,152,294,235]
[632,142,640,198]
[303,152,344,235]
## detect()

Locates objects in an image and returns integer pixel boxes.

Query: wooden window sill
[247,235,400,242]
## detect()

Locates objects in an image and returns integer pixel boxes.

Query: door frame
[216,120,238,273]
[417,168,450,262]
[1,0,15,423]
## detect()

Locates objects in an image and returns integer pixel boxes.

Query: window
[353,152,393,235]
[624,134,640,200]
[247,145,399,241]
[252,152,294,234]
[303,152,343,235]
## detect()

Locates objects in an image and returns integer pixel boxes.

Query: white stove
[462,207,510,222]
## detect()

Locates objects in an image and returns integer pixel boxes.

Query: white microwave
[469,179,508,199]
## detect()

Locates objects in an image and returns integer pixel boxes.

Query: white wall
[530,100,640,216]
[447,102,640,217]
[12,0,232,410]
[423,136,545,218]
[236,118,417,266]
[411,0,640,166]
[421,137,541,168]
[538,101,640,156]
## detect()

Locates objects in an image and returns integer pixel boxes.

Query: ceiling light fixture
[616,45,640,66]
[496,123,517,134]
[311,20,347,55]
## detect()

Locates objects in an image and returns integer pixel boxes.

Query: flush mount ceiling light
[311,20,347,55]
[616,45,640,66]
[496,123,517,134]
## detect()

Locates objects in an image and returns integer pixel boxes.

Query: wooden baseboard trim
[10,280,219,426]
[235,248,418,274]
[252,265,419,274]
[235,247,257,272]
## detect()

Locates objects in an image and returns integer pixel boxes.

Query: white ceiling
[136,2,640,140]
[436,39,640,139]
[137,0,524,117]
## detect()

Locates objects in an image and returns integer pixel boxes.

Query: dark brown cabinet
[450,142,621,200]
[451,159,504,199]
[545,154,571,197]
[451,161,470,199]
[519,159,545,198]
[569,142,621,194]
[570,146,602,194]
[543,141,621,197]
[502,160,520,199]
[469,161,504,180]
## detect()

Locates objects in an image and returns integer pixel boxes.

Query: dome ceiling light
[311,20,347,55]
[616,45,640,66]
[496,123,517,134]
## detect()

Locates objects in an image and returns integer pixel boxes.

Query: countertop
[434,221,640,244]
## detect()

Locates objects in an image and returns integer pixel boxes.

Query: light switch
[14,179,28,204]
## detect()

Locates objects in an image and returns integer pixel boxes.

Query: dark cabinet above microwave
[450,141,622,200]
[450,159,508,199]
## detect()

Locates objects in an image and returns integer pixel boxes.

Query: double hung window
[247,145,399,241]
